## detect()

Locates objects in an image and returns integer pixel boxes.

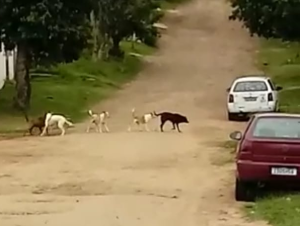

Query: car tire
[235,178,256,202]
[228,112,236,121]
[276,103,280,112]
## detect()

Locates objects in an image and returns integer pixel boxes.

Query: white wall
[0,43,6,89]
[0,42,16,90]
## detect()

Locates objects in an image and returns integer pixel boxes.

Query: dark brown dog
[23,112,49,136]
[154,112,189,133]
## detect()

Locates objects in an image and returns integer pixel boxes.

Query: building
[0,42,16,90]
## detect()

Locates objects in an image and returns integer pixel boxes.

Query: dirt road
[0,0,267,225]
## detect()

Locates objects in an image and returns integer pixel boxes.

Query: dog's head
[183,116,189,123]
[104,111,110,118]
[150,112,156,118]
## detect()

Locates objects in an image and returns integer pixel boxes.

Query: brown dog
[23,112,49,136]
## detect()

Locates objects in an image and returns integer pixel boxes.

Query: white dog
[40,112,74,136]
[128,108,156,132]
[86,110,110,133]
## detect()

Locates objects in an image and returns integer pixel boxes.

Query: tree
[0,0,92,112]
[97,0,163,58]
[229,0,300,41]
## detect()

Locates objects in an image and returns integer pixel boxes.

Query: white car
[226,75,283,121]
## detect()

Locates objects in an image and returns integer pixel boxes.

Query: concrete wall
[0,42,16,90]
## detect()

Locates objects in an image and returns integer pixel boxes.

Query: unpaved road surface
[0,0,268,225]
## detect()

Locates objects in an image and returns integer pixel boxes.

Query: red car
[230,113,300,202]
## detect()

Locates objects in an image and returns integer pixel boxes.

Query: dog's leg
[35,126,44,136]
[144,123,150,132]
[172,123,176,130]
[29,125,34,135]
[86,123,91,133]
[138,123,143,132]
[41,114,51,136]
[128,121,135,132]
[58,121,66,136]
[176,123,182,133]
[40,126,48,136]
[160,120,166,132]
[104,123,110,132]
[94,123,99,133]
[41,119,51,136]
[60,125,66,136]
[61,127,66,136]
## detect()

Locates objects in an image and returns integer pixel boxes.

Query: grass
[257,39,300,113]
[244,194,300,226]
[243,39,300,226]
[0,42,154,133]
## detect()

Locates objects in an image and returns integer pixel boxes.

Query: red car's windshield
[251,117,300,139]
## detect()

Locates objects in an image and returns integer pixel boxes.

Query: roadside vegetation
[258,40,300,113]
[0,43,153,132]
[244,194,300,226]
[0,0,175,133]
[229,0,300,225]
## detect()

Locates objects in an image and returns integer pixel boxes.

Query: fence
[0,42,16,90]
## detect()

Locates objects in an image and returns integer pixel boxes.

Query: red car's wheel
[235,178,256,202]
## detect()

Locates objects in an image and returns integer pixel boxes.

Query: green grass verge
[258,39,300,113]
[245,194,300,226]
[243,39,300,226]
[0,42,154,133]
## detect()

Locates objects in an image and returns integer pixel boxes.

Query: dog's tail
[88,110,93,117]
[153,111,162,117]
[65,120,74,127]
[131,108,136,118]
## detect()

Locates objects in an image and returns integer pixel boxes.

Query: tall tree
[0,0,92,112]
[229,0,300,41]
[97,0,162,58]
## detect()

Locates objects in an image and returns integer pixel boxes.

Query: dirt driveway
[0,0,268,225]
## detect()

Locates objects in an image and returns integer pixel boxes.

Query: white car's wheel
[227,112,236,121]
[275,102,280,112]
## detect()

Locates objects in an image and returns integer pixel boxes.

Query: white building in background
[0,42,16,90]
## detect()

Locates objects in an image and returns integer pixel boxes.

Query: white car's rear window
[252,117,300,139]
[233,81,268,92]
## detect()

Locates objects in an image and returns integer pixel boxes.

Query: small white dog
[40,112,74,136]
[86,110,110,133]
[128,108,156,132]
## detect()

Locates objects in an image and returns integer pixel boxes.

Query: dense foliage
[0,0,92,110]
[0,0,163,112]
[229,0,300,41]
[97,0,162,57]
